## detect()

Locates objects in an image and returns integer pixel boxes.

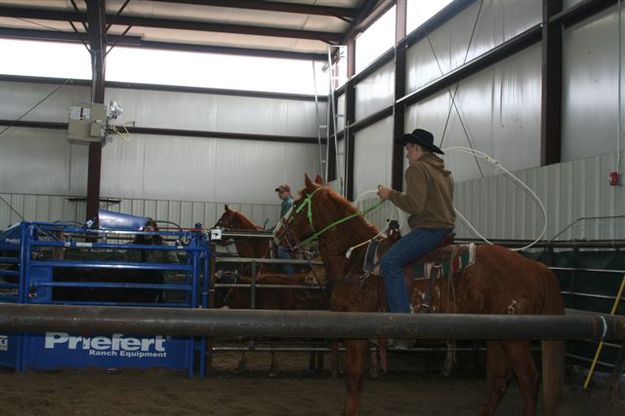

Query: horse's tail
[539,263,566,416]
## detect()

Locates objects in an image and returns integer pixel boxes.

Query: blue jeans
[277,246,295,275]
[380,227,452,313]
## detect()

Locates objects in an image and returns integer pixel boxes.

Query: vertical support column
[541,0,563,165]
[86,0,107,224]
[392,0,408,191]
[345,38,356,200]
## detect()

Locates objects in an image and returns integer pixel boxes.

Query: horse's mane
[322,186,379,236]
[232,211,259,230]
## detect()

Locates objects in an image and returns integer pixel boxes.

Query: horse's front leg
[343,339,368,416]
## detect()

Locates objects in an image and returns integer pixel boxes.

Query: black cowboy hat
[396,128,444,154]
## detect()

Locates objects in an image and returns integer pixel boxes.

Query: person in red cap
[274,184,293,218]
[377,128,455,320]
[274,184,295,274]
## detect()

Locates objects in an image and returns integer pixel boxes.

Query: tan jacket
[389,153,455,229]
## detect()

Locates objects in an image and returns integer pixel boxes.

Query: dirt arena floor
[1,347,624,416]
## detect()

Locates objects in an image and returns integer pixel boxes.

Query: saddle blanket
[412,243,476,280]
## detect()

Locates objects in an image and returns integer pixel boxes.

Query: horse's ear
[224,204,230,212]
[304,173,316,190]
[315,174,324,185]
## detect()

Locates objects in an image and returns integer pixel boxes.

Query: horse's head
[214,204,235,229]
[214,204,258,231]
[275,173,357,250]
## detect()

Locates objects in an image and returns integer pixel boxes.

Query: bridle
[273,187,322,251]
[214,211,236,229]
[275,186,385,251]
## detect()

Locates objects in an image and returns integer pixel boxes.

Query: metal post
[85,0,107,225]
[250,261,257,309]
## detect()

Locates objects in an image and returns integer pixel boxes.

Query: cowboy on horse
[377,128,455,321]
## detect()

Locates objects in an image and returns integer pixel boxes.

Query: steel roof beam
[0,28,326,60]
[343,0,394,41]
[110,15,342,42]
[149,0,360,19]
[0,6,343,43]
[0,27,139,46]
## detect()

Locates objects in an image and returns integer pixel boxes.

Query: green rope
[299,199,386,247]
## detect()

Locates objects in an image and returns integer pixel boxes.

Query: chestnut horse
[213,205,335,375]
[277,174,565,416]
[213,204,385,379]
[214,204,273,264]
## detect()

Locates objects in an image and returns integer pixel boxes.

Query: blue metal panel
[21,333,192,371]
[0,333,19,369]
[0,221,210,376]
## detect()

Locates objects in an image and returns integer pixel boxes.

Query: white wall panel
[353,117,394,199]
[1,81,322,207]
[405,44,542,182]
[338,136,346,185]
[336,92,346,131]
[355,61,394,121]
[406,0,540,93]
[0,128,74,194]
[100,134,319,204]
[454,151,625,241]
[107,87,321,137]
[0,81,90,121]
[561,4,625,161]
[211,139,318,204]
[352,117,402,235]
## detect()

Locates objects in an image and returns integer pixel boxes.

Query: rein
[290,187,386,247]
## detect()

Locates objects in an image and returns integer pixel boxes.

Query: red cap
[275,184,291,193]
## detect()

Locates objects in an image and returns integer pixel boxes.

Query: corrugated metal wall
[349,1,624,242]
[562,4,625,161]
[0,192,279,231]
[2,1,624,237]
[355,151,625,241]
[0,80,323,215]
[405,0,540,94]
[454,151,625,241]
[405,43,542,182]
[354,62,394,122]
[107,87,322,136]
[353,117,393,198]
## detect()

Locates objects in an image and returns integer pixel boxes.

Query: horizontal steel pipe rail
[219,230,274,239]
[215,257,323,265]
[214,283,324,290]
[1,304,624,341]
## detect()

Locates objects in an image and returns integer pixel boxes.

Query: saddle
[411,234,476,312]
[412,234,475,278]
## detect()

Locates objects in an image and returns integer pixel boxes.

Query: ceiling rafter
[0,27,328,61]
[110,14,342,42]
[149,0,360,20]
[0,6,343,43]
